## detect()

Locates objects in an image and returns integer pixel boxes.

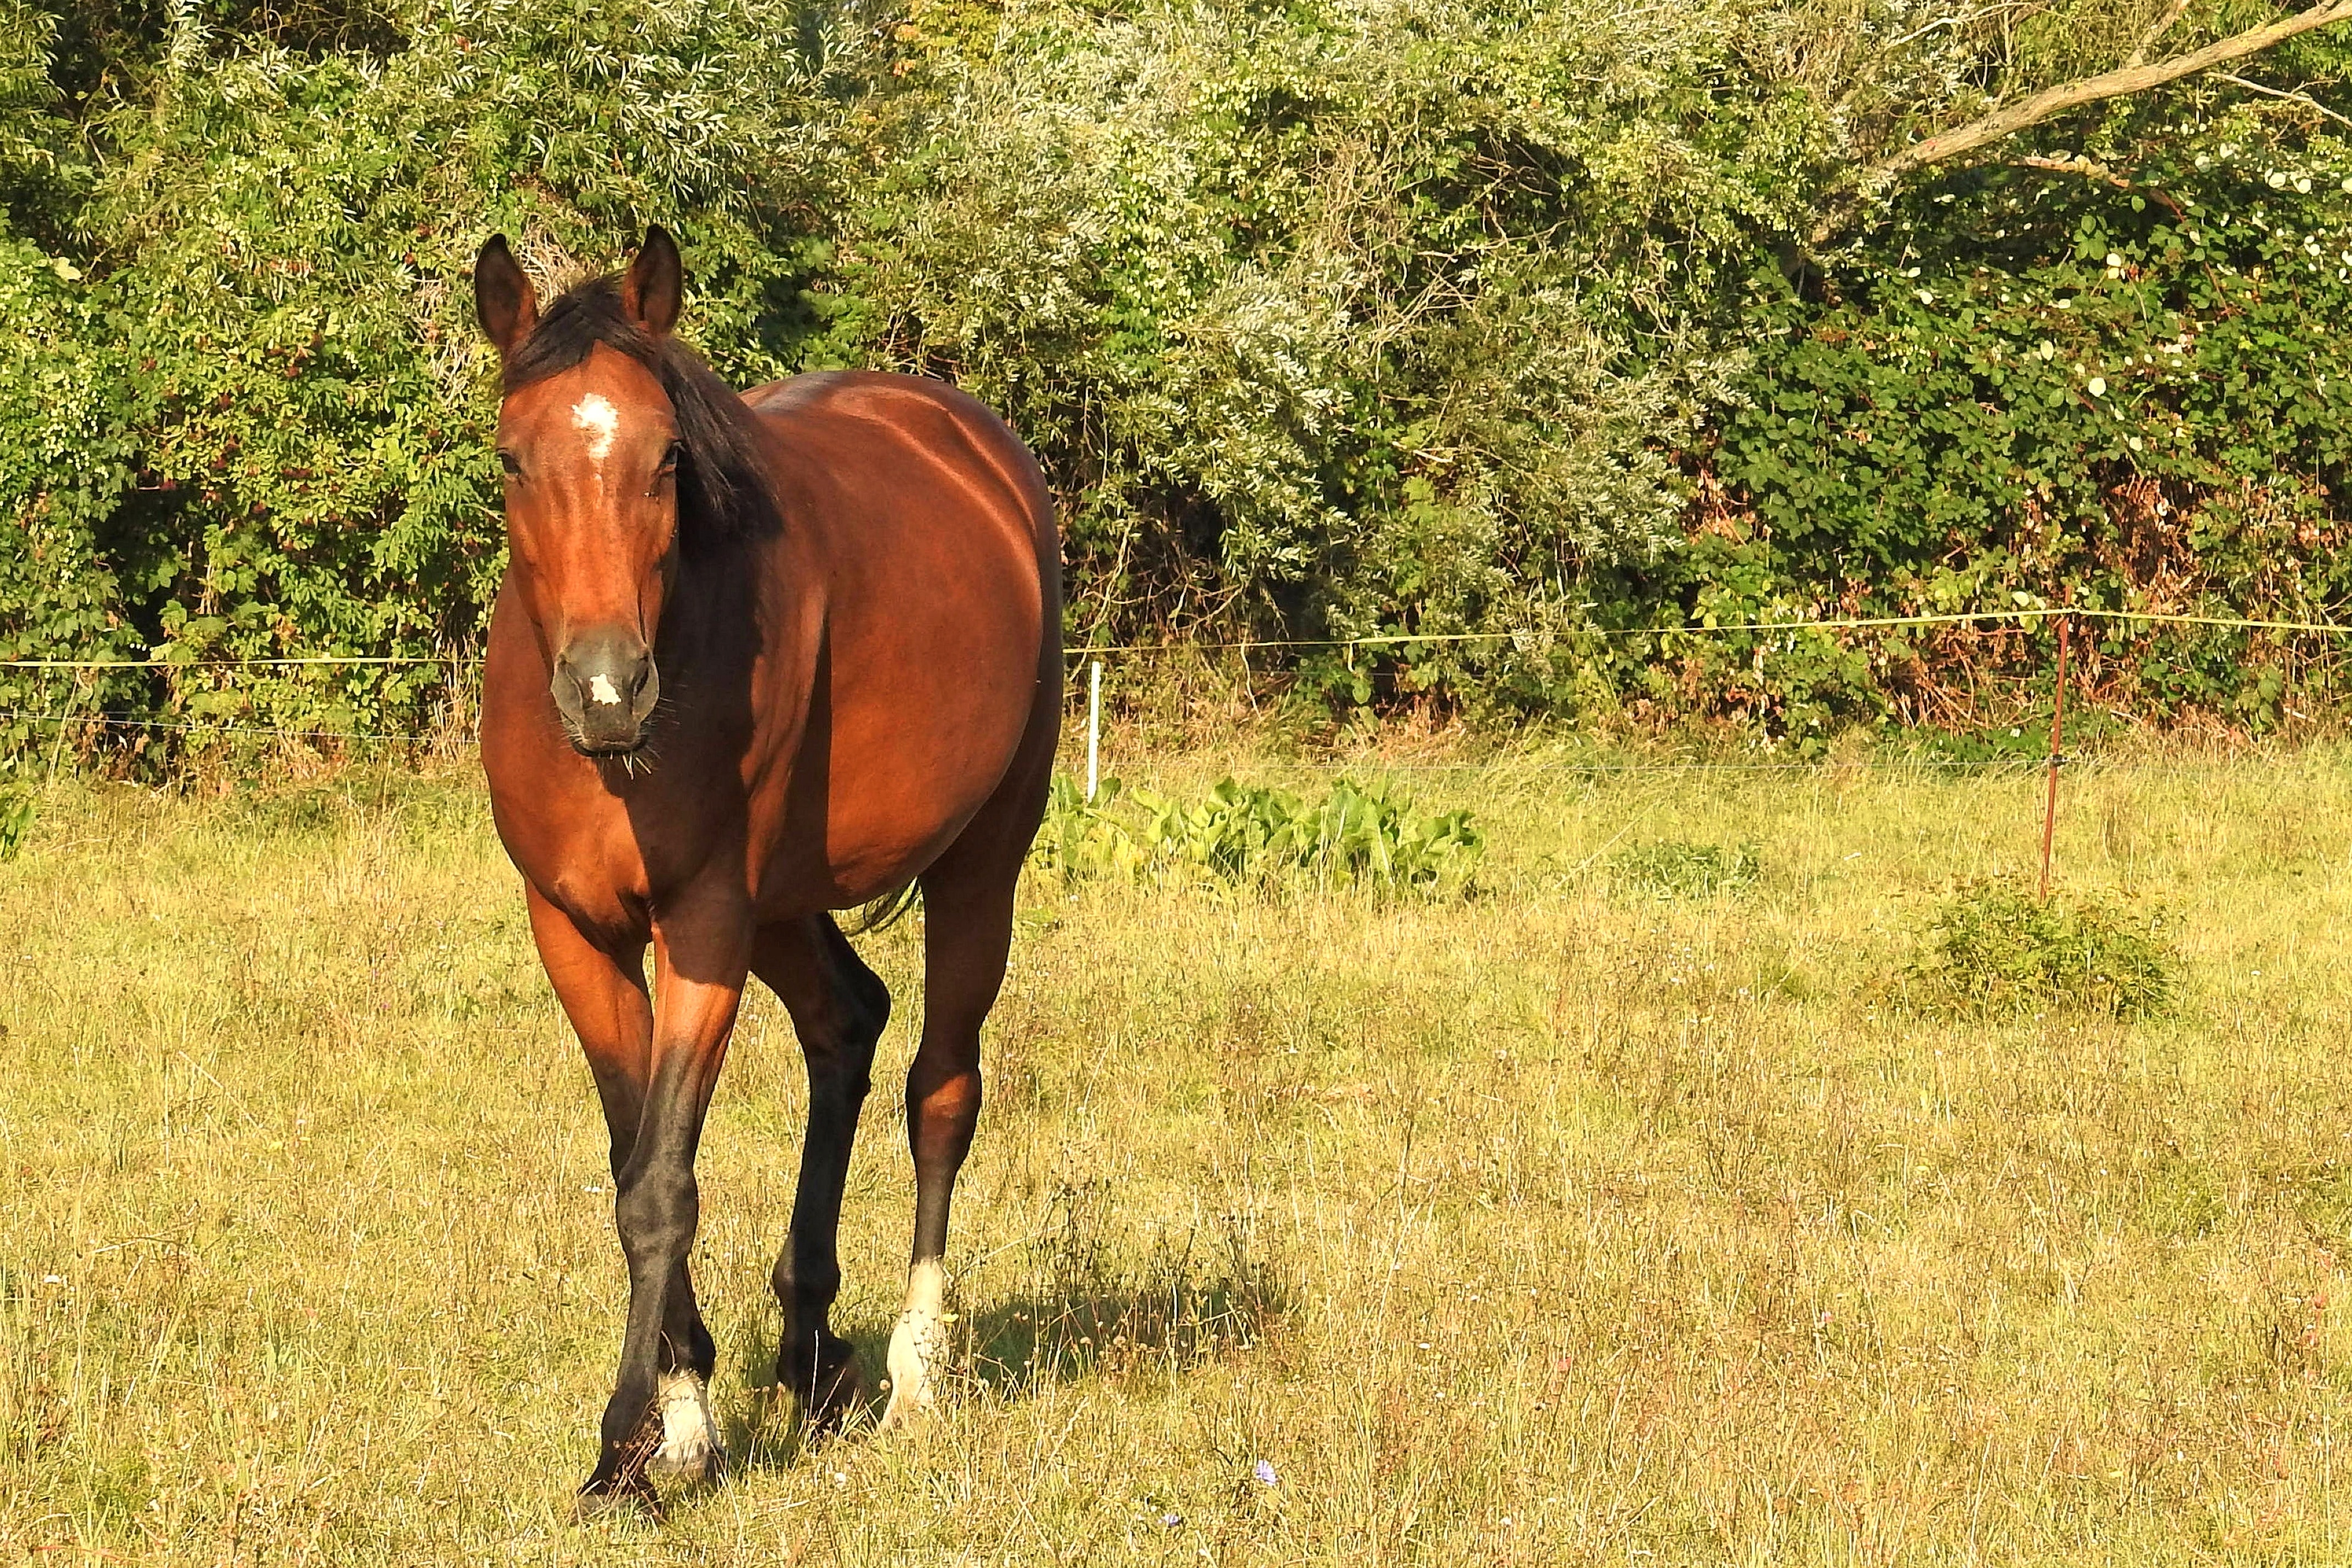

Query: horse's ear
[473,235,537,359]
[621,225,683,337]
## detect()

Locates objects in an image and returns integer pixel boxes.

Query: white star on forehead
[571,394,619,460]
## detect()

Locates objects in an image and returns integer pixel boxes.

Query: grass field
[8,737,2352,1564]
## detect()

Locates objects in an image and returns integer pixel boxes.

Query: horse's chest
[481,760,655,933]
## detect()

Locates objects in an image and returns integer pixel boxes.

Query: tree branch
[2012,152,2133,186]
[2212,68,2352,128]
[1872,0,2352,184]
[2011,152,2190,216]
[2123,0,2192,69]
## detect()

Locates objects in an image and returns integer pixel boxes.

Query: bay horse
[471,226,1060,1516]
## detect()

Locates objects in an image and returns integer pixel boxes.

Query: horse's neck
[662,529,817,739]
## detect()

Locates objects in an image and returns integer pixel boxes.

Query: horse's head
[474,228,685,758]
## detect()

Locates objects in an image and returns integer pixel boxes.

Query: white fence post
[1086,658,1102,801]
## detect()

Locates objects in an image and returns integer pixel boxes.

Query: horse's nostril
[553,634,654,748]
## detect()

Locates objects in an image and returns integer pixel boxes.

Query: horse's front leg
[577,882,753,1516]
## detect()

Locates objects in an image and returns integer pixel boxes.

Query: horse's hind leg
[879,775,1047,1431]
[756,914,890,1430]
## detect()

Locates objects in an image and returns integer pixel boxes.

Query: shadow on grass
[718,1205,1286,1475]
[960,1260,1286,1397]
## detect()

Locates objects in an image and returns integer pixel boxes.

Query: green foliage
[0,788,32,861]
[1033,775,1156,885]
[827,0,1810,709]
[0,0,63,189]
[4,0,2352,760]
[1612,839,1762,901]
[1674,83,2352,742]
[0,0,851,759]
[1903,878,2174,1019]
[1033,772,1482,894]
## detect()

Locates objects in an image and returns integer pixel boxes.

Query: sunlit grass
[6,739,2352,1562]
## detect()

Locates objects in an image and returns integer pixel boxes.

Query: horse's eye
[656,440,683,475]
[497,449,522,478]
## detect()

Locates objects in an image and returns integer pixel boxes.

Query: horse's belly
[756,641,1042,914]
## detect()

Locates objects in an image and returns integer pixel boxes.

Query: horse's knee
[907,1052,981,1112]
[617,1169,698,1271]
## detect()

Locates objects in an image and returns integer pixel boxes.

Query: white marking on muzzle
[587,672,622,706]
[571,393,619,462]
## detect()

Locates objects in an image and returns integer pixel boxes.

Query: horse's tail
[840,880,922,937]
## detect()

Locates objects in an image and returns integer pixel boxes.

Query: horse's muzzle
[553,630,660,755]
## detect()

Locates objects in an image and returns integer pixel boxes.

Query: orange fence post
[2038,613,2070,902]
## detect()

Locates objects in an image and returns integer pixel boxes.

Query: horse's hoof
[647,1370,727,1483]
[876,1391,935,1434]
[647,1447,726,1486]
[878,1295,950,1433]
[781,1335,869,1436]
[646,1442,727,1486]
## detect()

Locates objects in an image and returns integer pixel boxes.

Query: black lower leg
[906,1053,982,1265]
[661,1263,716,1379]
[584,1133,701,1503]
[774,1064,881,1408]
[773,1063,870,1413]
[764,918,887,1422]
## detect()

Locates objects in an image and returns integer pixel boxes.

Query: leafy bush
[830,0,1799,689]
[1611,840,1762,901]
[1674,92,2352,743]
[7,0,2352,760]
[0,0,848,759]
[1032,775,1155,886]
[1033,772,1480,894]
[1902,879,2174,1019]
[0,788,32,860]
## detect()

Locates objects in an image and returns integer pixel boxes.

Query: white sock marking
[881,1259,951,1432]
[650,1369,721,1477]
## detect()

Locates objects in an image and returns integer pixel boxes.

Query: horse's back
[745,367,1056,631]
[747,371,1049,530]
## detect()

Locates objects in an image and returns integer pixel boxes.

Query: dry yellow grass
[7,741,2352,1564]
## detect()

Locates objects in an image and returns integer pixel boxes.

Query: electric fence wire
[8,602,2351,754]
[7,602,2352,670]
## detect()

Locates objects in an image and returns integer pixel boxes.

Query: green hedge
[1683,111,2352,741]
[4,0,2352,761]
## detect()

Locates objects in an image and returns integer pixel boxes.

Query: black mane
[503,275,776,544]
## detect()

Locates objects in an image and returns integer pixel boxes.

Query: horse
[470,226,1061,1516]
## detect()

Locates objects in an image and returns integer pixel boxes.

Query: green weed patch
[1611,839,1762,901]
[1903,878,2174,1020]
[1034,774,1481,894]
[0,790,31,861]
